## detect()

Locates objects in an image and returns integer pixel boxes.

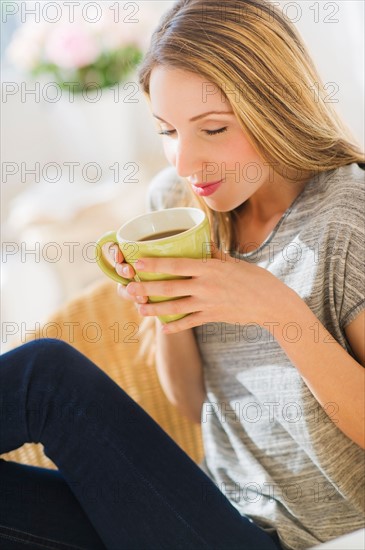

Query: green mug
[95,207,211,323]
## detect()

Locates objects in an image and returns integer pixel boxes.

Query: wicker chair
[1,279,204,469]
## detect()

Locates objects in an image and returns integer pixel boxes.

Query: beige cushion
[2,280,204,468]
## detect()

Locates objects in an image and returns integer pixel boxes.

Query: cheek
[231,139,261,165]
[228,138,257,162]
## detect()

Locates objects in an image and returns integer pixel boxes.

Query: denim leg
[0,460,106,549]
[0,339,281,550]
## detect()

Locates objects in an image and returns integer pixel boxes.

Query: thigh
[0,459,105,549]
[0,340,281,550]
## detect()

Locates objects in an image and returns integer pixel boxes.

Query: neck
[239,174,310,224]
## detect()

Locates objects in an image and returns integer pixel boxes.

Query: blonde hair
[136,0,365,364]
[139,0,364,248]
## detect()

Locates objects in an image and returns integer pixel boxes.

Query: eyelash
[206,127,228,136]
[158,127,228,137]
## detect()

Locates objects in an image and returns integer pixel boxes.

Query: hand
[124,247,292,333]
[106,244,148,307]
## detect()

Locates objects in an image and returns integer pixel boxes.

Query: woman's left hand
[126,248,292,333]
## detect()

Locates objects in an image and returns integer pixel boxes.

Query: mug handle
[95,231,132,286]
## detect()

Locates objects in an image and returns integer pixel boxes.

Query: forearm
[268,289,365,448]
[155,319,206,423]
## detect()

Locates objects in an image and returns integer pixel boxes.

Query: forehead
[149,66,229,117]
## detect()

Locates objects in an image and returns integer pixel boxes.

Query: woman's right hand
[106,244,148,305]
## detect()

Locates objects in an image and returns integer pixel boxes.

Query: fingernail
[108,244,116,261]
[122,266,130,276]
[135,260,144,269]
[127,283,135,295]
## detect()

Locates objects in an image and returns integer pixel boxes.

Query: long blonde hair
[136,0,364,363]
[139,0,364,250]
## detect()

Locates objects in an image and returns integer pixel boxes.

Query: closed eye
[158,127,228,136]
[158,129,175,136]
[205,127,228,136]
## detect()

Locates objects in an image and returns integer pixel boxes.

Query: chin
[205,200,244,213]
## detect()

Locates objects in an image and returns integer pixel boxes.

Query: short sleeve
[146,166,195,212]
[332,220,365,330]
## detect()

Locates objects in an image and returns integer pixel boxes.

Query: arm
[154,320,206,424]
[127,252,364,441]
[112,246,206,425]
[272,290,365,449]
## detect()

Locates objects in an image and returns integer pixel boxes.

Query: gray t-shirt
[147,163,365,550]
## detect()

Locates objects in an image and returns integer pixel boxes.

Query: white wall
[276,0,364,148]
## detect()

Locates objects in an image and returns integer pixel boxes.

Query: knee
[26,338,79,365]
[25,338,96,389]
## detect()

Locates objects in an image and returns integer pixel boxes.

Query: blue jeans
[0,339,282,550]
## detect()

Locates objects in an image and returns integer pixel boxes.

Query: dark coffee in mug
[139,228,189,241]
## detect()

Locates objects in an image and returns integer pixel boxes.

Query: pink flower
[44,24,101,69]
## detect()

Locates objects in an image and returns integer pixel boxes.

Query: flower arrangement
[6,5,149,92]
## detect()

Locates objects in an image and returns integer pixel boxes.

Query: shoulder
[146,167,195,212]
[314,163,365,224]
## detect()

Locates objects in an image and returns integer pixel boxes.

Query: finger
[135,257,207,277]
[115,263,135,278]
[117,283,135,301]
[101,244,126,268]
[102,243,119,267]
[116,247,124,264]
[126,278,194,298]
[161,311,206,334]
[137,296,198,317]
[135,295,148,304]
[117,284,148,304]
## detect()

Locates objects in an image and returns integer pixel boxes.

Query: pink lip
[191,180,223,197]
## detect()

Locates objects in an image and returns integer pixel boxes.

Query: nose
[172,135,201,179]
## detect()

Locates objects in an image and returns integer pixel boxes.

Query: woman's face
[149,66,273,213]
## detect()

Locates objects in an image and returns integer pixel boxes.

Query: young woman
[1,1,364,548]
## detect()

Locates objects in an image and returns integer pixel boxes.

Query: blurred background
[1,0,364,351]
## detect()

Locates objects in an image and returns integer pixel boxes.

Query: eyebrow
[152,110,234,123]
